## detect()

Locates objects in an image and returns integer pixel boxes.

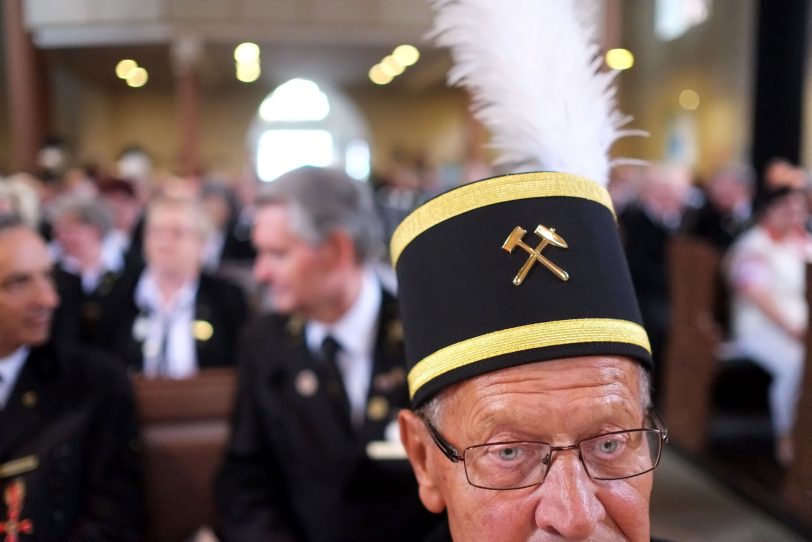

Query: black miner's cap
[391,172,653,407]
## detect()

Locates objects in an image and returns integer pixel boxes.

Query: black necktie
[321,336,352,428]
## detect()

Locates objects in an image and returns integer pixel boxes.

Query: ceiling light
[393,44,420,67]
[126,67,148,88]
[605,48,634,70]
[369,65,393,85]
[679,89,700,110]
[236,61,261,83]
[234,42,260,63]
[259,79,330,121]
[381,55,405,76]
[116,59,137,79]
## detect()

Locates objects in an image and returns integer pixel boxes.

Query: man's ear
[399,409,446,513]
[320,230,355,268]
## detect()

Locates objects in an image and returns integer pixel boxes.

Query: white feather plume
[428,0,645,185]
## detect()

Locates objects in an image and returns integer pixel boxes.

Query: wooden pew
[132,368,236,542]
[662,236,724,453]
[784,265,812,522]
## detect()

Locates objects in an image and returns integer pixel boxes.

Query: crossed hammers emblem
[502,225,569,285]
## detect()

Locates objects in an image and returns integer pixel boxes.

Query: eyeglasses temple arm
[422,418,464,462]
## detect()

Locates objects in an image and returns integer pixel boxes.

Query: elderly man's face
[252,204,338,318]
[0,227,59,357]
[400,356,652,542]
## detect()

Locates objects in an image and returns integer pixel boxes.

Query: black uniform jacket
[215,290,440,542]
[98,267,248,372]
[0,343,144,541]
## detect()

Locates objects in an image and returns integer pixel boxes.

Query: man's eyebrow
[472,406,643,438]
[0,272,32,287]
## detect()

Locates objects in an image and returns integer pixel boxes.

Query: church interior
[1,0,811,540]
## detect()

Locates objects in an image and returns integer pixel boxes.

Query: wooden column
[172,37,202,177]
[3,0,48,173]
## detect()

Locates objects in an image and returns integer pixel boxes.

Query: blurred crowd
[612,156,812,467]
[1,142,811,538]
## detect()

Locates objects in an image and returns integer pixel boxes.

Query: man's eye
[592,437,624,456]
[497,446,521,461]
[2,276,29,291]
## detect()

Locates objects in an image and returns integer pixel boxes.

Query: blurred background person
[619,163,692,397]
[50,195,124,344]
[608,164,644,215]
[763,157,806,191]
[0,214,144,541]
[725,187,812,467]
[200,182,256,274]
[98,196,247,378]
[682,163,755,250]
[216,166,438,542]
[99,177,145,270]
[0,175,42,230]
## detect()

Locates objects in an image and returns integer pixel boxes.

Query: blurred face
[53,214,102,262]
[0,228,59,356]
[763,191,808,236]
[252,204,335,317]
[708,174,749,213]
[144,205,205,280]
[103,193,141,232]
[202,195,231,230]
[400,356,652,542]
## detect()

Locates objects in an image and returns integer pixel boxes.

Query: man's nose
[253,256,274,284]
[533,450,605,540]
[38,278,60,309]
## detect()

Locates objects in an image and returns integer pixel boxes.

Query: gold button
[21,391,38,408]
[366,396,389,422]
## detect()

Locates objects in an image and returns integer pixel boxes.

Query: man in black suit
[0,214,144,541]
[98,196,247,376]
[215,167,438,542]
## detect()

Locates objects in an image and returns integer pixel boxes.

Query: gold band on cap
[390,172,615,267]
[407,318,651,399]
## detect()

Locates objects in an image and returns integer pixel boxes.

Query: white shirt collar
[135,270,199,315]
[133,271,200,379]
[0,346,30,409]
[306,268,381,358]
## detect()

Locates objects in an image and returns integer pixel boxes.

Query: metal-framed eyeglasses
[421,410,669,490]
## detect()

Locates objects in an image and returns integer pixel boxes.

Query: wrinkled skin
[400,356,653,542]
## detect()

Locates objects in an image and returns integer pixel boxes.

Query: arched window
[249,78,371,182]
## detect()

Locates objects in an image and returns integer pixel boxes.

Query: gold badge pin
[502,224,569,285]
[286,315,305,338]
[366,396,390,422]
[385,321,404,347]
[295,369,318,397]
[21,391,37,408]
[192,320,214,341]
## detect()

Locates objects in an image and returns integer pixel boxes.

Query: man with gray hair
[0,213,144,541]
[50,195,125,344]
[216,166,438,542]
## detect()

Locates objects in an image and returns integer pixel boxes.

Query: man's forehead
[149,206,194,224]
[0,227,52,273]
[447,357,642,412]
